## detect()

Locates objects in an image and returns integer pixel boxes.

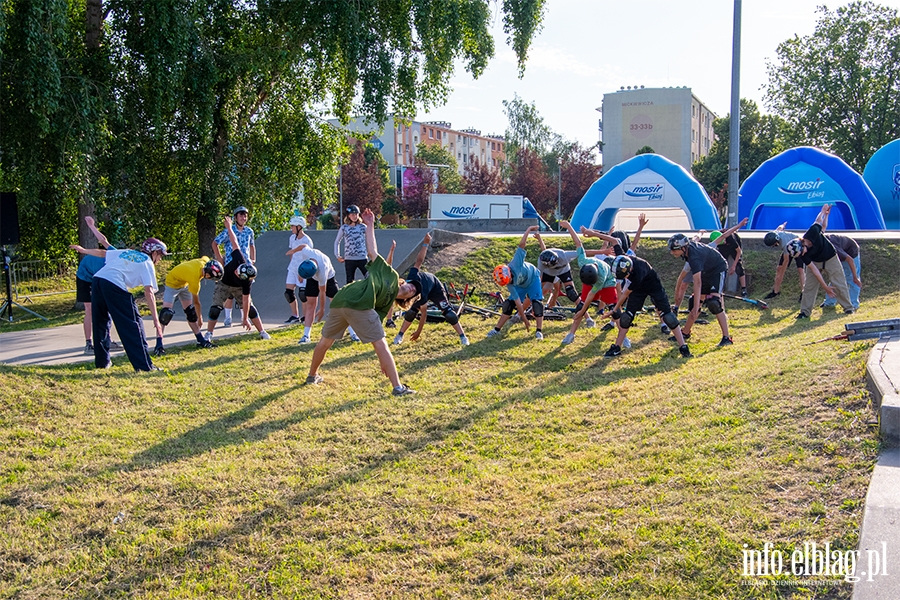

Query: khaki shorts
[321,307,385,343]
[163,285,193,305]
[211,283,245,309]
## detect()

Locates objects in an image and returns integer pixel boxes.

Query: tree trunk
[197,95,230,255]
[78,0,103,250]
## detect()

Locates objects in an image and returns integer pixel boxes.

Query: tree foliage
[635,146,655,155]
[764,1,900,171]
[464,158,506,195]
[502,93,553,164]
[341,141,385,217]
[0,0,547,259]
[398,158,437,219]
[413,143,464,193]
[692,99,789,205]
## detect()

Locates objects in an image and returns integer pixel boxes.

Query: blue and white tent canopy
[863,139,900,230]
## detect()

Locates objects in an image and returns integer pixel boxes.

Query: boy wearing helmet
[152,256,223,355]
[604,254,691,358]
[487,225,546,340]
[762,223,806,300]
[306,208,419,396]
[69,236,168,372]
[668,232,732,346]
[285,215,313,324]
[790,205,855,319]
[392,232,470,347]
[205,216,270,341]
[285,243,339,343]
[532,232,580,307]
[212,206,255,327]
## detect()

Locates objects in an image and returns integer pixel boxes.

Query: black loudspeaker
[0,193,20,245]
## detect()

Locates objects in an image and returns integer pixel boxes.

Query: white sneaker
[535,331,544,341]
[623,337,632,349]
[562,332,575,345]
[259,331,271,340]
[487,328,501,338]
[393,334,404,345]
[460,335,470,347]
[223,316,232,328]
[350,333,361,342]
[298,335,311,344]
[585,316,596,328]
[204,332,213,343]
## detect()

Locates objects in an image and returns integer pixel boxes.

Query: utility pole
[727,0,742,228]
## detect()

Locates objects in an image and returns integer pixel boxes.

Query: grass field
[1,239,898,599]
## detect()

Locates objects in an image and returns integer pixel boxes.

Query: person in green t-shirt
[305,208,419,396]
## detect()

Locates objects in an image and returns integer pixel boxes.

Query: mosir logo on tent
[778,178,826,199]
[441,205,481,219]
[892,164,900,199]
[624,183,664,201]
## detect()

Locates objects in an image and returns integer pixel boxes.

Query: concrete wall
[408,218,538,233]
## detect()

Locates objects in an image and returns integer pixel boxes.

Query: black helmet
[346,205,360,214]
[539,249,558,267]
[579,263,599,285]
[667,233,690,252]
[612,255,633,280]
[203,259,224,280]
[763,232,779,247]
[237,263,257,280]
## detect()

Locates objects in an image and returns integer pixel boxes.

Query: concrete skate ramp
[182,229,440,325]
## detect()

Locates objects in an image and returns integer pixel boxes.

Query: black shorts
[541,270,574,285]
[305,277,339,298]
[625,285,672,317]
[700,270,726,296]
[76,277,93,303]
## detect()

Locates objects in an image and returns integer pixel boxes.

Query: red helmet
[141,238,168,256]
[493,265,512,286]
[203,259,224,280]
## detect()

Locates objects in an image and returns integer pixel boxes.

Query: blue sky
[417,0,898,154]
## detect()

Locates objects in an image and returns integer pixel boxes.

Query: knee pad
[248,305,259,320]
[531,301,544,317]
[284,288,295,304]
[441,301,459,326]
[184,304,198,323]
[705,296,723,315]
[501,298,516,316]
[575,300,584,314]
[158,307,175,325]
[662,311,680,330]
[565,285,579,302]
[619,310,635,329]
[209,305,223,320]
[403,308,418,323]
[297,288,307,303]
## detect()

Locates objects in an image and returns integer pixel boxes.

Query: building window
[692,105,696,117]
[405,144,409,152]
[398,144,403,153]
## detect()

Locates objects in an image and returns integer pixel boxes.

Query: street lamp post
[557,156,563,230]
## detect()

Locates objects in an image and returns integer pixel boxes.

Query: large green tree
[764,1,900,172]
[1,0,547,258]
[413,143,464,194]
[692,99,789,211]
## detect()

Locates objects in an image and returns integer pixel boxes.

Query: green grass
[1,241,898,599]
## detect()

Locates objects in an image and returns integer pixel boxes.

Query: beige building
[599,86,716,173]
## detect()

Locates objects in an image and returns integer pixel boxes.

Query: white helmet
[289,215,306,228]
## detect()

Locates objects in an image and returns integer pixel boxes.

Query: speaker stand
[1,247,49,322]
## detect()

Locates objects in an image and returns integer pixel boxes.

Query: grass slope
[1,240,898,599]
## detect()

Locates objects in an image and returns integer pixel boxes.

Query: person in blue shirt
[211,206,255,327]
[487,225,545,341]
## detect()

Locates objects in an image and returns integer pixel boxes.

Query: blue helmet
[298,260,318,279]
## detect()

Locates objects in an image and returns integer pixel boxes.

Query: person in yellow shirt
[154,256,224,355]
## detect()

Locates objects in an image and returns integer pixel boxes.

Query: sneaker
[84,341,94,355]
[487,328,501,338]
[297,335,311,344]
[585,316,596,328]
[820,301,836,308]
[460,335,470,347]
[392,384,416,396]
[600,322,615,332]
[763,290,780,300]
[204,331,213,343]
[660,324,670,335]
[197,339,214,349]
[843,308,855,315]
[604,344,622,357]
[669,332,690,341]
[622,337,632,349]
[393,334,404,345]
[109,340,122,349]
[305,374,323,385]
[718,336,733,347]
[259,331,271,340]
[562,332,575,345]
[679,344,692,358]
[285,315,301,324]
[795,312,809,320]
[223,316,232,328]
[741,289,748,297]
[385,318,396,328]
[535,331,544,341]
[349,333,361,342]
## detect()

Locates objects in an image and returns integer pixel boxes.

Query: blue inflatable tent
[863,139,900,230]
[570,153,720,231]
[738,146,885,230]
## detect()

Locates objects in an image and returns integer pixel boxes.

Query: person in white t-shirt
[284,215,313,324]
[70,238,167,372]
[286,244,343,343]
